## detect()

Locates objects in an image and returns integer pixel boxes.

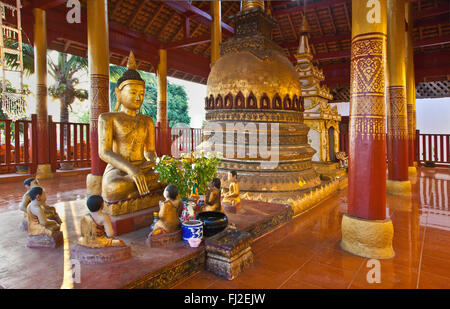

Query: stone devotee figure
[77,195,126,248]
[150,184,183,236]
[98,51,162,215]
[26,187,63,248]
[222,171,241,207]
[201,178,223,213]
[20,179,62,232]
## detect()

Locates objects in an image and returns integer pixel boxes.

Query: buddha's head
[115,51,146,113]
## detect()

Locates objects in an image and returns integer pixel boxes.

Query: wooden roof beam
[414,4,450,19]
[30,0,66,10]
[272,0,349,17]
[166,34,211,49]
[163,0,234,34]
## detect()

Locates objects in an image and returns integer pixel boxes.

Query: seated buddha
[27,187,61,236]
[78,195,126,248]
[222,171,241,206]
[99,51,161,204]
[201,178,223,213]
[150,184,183,236]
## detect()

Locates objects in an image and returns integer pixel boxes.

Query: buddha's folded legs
[102,164,161,202]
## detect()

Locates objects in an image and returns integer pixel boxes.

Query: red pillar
[86,0,110,195]
[386,0,411,196]
[341,0,394,259]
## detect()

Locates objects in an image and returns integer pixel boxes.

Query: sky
[330,97,450,134]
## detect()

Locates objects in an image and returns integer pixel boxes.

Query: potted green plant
[154,151,222,201]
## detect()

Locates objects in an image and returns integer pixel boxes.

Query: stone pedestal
[146,230,182,248]
[27,231,63,249]
[224,203,242,214]
[110,206,159,236]
[70,244,132,265]
[205,228,253,280]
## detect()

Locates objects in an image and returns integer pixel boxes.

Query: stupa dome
[207,50,302,103]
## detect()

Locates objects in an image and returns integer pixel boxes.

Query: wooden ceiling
[8,0,450,92]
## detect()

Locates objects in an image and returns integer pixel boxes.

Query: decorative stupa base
[312,161,347,179]
[241,176,347,216]
[386,179,412,196]
[27,231,63,249]
[36,164,53,180]
[146,230,182,248]
[110,206,159,236]
[408,166,417,177]
[340,214,395,259]
[224,202,242,214]
[70,244,132,265]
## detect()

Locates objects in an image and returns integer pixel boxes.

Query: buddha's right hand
[132,172,150,196]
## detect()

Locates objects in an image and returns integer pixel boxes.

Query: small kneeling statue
[71,195,131,264]
[78,195,126,248]
[27,187,63,248]
[150,184,183,236]
[20,178,62,231]
[200,178,223,213]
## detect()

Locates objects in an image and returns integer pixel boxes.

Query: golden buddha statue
[150,185,183,236]
[78,195,126,248]
[27,187,61,236]
[222,171,241,206]
[98,51,163,216]
[201,178,223,213]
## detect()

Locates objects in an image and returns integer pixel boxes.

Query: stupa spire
[297,16,312,57]
[241,0,264,12]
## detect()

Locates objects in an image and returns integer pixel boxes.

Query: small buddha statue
[201,178,222,213]
[190,183,200,201]
[78,195,126,248]
[20,178,62,226]
[98,51,161,209]
[222,171,241,206]
[150,184,183,236]
[27,187,61,236]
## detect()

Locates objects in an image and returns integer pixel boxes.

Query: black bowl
[197,211,228,237]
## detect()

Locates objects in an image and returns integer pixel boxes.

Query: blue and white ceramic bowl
[182,220,203,242]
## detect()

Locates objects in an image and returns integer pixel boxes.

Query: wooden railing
[49,117,91,171]
[416,130,450,167]
[0,116,36,174]
[169,127,203,158]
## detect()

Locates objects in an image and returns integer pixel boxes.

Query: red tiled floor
[175,167,450,289]
[1,167,449,289]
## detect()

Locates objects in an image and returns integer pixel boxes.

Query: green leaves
[154,152,222,201]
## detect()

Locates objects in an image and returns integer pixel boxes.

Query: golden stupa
[202,1,320,200]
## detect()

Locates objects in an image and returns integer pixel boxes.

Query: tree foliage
[109,65,190,126]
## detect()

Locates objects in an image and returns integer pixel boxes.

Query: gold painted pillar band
[211,1,222,65]
[241,0,264,11]
[33,8,52,178]
[157,49,167,125]
[405,2,417,170]
[342,0,394,259]
[87,0,110,194]
[386,0,411,195]
[157,48,170,155]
